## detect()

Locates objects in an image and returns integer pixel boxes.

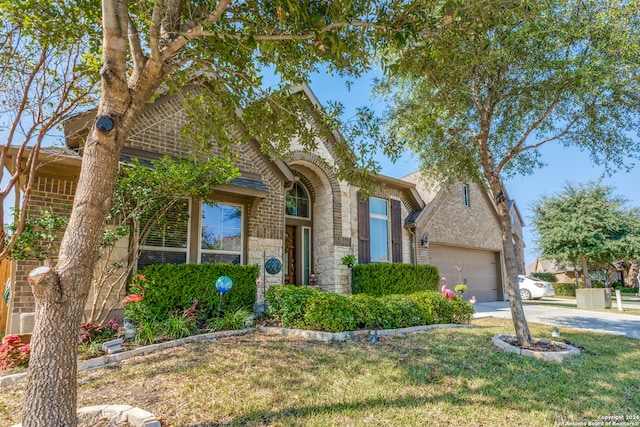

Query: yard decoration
[440,277,455,300]
[215,276,233,318]
[121,274,146,306]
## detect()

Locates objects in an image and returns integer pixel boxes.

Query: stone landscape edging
[11,404,161,427]
[259,323,476,342]
[492,333,581,362]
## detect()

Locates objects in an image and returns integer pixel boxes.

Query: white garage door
[429,245,501,302]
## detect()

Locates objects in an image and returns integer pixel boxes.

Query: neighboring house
[1,84,524,335]
[526,258,577,283]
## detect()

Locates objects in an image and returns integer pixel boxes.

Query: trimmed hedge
[351,263,440,296]
[125,263,259,324]
[265,285,474,333]
[553,282,577,297]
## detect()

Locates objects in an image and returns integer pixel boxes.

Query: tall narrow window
[138,199,190,270]
[201,203,243,264]
[462,184,470,206]
[369,197,390,262]
[302,226,311,285]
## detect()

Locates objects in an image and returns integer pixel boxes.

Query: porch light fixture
[420,234,429,248]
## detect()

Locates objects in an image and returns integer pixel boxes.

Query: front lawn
[1,318,638,426]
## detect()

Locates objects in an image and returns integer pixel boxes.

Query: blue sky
[307,70,640,266]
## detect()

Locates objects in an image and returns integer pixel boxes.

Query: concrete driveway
[473,299,640,340]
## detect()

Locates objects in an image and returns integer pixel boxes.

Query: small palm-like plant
[208,307,253,331]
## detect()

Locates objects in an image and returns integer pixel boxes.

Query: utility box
[576,288,612,309]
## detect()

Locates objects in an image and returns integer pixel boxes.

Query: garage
[429,244,502,302]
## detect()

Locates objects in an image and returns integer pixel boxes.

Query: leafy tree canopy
[373,0,640,186]
[531,182,640,268]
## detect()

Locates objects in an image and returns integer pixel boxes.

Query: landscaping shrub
[302,292,358,332]
[351,263,440,296]
[351,293,396,329]
[531,272,556,282]
[450,298,475,324]
[125,263,259,325]
[265,284,317,328]
[410,291,455,324]
[553,282,577,297]
[378,294,425,329]
[265,285,474,333]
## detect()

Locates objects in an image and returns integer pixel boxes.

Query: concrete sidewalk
[473,300,640,340]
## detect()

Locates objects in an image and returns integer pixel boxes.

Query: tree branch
[496,93,565,172]
[128,16,146,76]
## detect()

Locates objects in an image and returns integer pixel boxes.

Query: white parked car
[518,275,555,300]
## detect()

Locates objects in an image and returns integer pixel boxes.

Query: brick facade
[3,84,522,333]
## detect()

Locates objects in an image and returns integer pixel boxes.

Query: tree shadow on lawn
[170,321,640,426]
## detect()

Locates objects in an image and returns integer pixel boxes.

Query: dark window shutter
[357,192,370,264]
[391,199,402,262]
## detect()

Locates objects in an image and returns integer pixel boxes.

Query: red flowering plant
[78,318,120,344]
[0,334,31,370]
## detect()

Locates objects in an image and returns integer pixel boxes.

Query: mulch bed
[501,336,567,352]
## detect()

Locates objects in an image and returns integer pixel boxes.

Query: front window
[201,203,243,264]
[286,182,310,218]
[138,199,190,270]
[370,197,390,262]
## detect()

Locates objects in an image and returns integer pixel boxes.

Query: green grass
[1,318,639,426]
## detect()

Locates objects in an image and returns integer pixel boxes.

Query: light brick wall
[11,176,76,316]
[419,182,503,252]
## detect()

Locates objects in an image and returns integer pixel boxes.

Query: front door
[285,225,296,284]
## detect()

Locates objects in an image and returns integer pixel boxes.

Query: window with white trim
[200,202,243,264]
[138,199,190,270]
[286,182,310,218]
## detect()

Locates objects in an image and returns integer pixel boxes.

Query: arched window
[286,182,310,218]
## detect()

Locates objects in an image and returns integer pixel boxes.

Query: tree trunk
[628,261,640,288]
[581,255,592,288]
[22,117,127,425]
[23,267,80,426]
[489,181,532,347]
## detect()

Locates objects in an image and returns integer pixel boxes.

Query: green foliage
[531,272,557,283]
[531,182,640,271]
[341,254,356,266]
[265,285,318,328]
[124,264,258,325]
[8,209,70,261]
[265,285,474,332]
[302,292,358,333]
[351,263,440,296]
[376,1,640,186]
[208,307,253,332]
[134,322,158,346]
[450,298,475,324]
[161,313,199,340]
[454,284,467,294]
[77,341,102,360]
[553,283,577,297]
